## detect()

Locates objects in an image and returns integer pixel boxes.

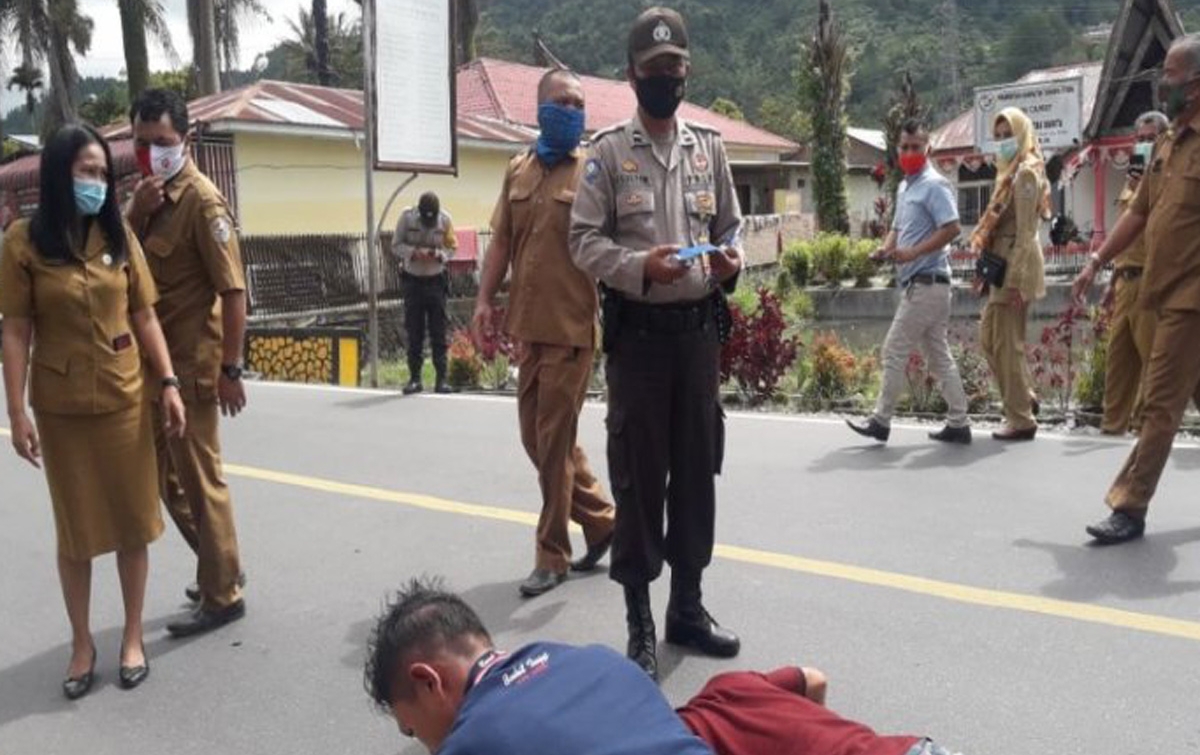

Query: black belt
[1115,266,1143,281]
[619,296,714,334]
[904,273,951,287]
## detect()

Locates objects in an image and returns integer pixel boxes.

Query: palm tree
[187,0,270,94]
[7,61,44,115]
[312,0,331,85]
[278,5,360,86]
[0,0,91,139]
[117,0,178,101]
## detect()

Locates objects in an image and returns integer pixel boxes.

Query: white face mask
[150,143,187,180]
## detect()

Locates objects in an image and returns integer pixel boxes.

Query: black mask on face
[635,74,687,119]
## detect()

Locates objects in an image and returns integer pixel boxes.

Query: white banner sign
[973,76,1084,155]
[372,0,457,173]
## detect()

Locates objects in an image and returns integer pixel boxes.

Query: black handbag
[975,251,1007,289]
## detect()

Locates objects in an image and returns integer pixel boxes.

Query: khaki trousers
[1106,309,1200,518]
[873,282,969,427]
[1102,275,1157,434]
[517,343,615,573]
[154,399,243,609]
[981,301,1036,431]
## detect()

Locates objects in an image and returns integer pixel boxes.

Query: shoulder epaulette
[590,122,629,143]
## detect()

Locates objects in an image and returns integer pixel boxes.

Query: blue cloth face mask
[995,137,1019,164]
[74,179,107,216]
[536,103,586,166]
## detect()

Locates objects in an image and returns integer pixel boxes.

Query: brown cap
[628,7,690,67]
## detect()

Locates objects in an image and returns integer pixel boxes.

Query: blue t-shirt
[439,643,713,755]
[892,164,959,286]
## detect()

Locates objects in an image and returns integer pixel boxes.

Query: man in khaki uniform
[127,89,247,633]
[474,69,616,598]
[1075,35,1200,544]
[570,7,743,681]
[1100,111,1168,435]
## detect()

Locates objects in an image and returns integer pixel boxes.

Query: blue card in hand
[676,243,719,262]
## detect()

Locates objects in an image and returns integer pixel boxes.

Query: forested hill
[474,0,1200,136]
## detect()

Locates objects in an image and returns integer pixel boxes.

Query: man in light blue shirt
[848,119,971,444]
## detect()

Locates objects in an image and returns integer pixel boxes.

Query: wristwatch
[221,363,244,381]
[162,376,182,391]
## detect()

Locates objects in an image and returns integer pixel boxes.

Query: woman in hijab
[969,107,1051,441]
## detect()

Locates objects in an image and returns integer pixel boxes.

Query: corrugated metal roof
[847,127,886,152]
[458,58,799,152]
[932,62,1105,154]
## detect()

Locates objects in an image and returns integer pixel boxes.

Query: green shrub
[781,241,811,288]
[808,233,851,285]
[785,289,815,324]
[846,239,879,288]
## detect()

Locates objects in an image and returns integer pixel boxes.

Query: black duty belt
[904,273,951,287]
[1115,266,1143,281]
[620,296,714,334]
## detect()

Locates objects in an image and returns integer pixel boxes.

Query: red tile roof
[458,58,798,152]
[932,62,1104,154]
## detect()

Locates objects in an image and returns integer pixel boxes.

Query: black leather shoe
[570,533,614,573]
[1031,397,1041,417]
[402,381,423,395]
[118,642,149,690]
[1086,512,1146,545]
[186,571,246,603]
[624,584,658,682]
[518,569,566,597]
[992,426,1037,441]
[845,417,889,442]
[62,644,96,701]
[434,380,453,394]
[929,425,972,444]
[665,571,740,658]
[167,599,246,638]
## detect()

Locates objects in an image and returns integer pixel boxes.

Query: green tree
[801,0,851,234]
[79,83,128,127]
[269,5,361,86]
[117,0,177,102]
[710,97,745,121]
[312,0,331,85]
[999,10,1074,80]
[188,0,270,94]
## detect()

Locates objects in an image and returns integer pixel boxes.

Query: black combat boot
[664,570,741,658]
[624,584,658,682]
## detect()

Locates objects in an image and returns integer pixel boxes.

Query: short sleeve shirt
[439,643,713,755]
[892,164,958,285]
[136,162,244,394]
[0,218,157,414]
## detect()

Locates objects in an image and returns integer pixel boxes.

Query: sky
[1,0,360,120]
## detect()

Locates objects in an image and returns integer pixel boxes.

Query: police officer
[127,88,248,636]
[570,6,743,680]
[1074,34,1200,544]
[394,192,457,395]
[1099,111,1168,436]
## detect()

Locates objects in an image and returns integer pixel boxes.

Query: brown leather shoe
[992,426,1037,441]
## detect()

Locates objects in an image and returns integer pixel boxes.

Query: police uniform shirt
[0,219,158,414]
[137,161,244,400]
[1132,114,1200,311]
[394,207,457,278]
[569,114,743,304]
[439,643,713,755]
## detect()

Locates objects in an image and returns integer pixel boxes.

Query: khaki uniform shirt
[394,208,457,278]
[1132,114,1200,311]
[988,163,1046,303]
[134,162,245,400]
[490,148,596,349]
[1114,180,1148,269]
[0,219,157,415]
[569,115,743,303]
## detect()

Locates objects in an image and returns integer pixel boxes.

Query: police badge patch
[211,216,232,244]
[585,158,601,184]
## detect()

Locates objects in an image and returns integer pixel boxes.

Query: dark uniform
[569,6,742,679]
[393,197,457,392]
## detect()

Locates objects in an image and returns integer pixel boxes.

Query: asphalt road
[2,382,1200,755]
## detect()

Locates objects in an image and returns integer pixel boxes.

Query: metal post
[362,0,380,387]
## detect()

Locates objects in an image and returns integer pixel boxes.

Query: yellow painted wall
[233,132,523,236]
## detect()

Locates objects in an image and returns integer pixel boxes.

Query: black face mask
[635,74,687,119]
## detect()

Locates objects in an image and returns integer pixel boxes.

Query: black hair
[129,87,189,136]
[900,118,929,137]
[418,192,440,216]
[364,577,492,710]
[537,68,581,104]
[30,124,127,265]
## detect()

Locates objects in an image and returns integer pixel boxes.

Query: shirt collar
[462,648,508,695]
[164,160,200,204]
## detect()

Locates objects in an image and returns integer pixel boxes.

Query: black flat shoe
[570,533,614,573]
[518,569,567,597]
[63,644,96,701]
[1086,511,1146,545]
[992,426,1037,441]
[928,425,972,444]
[845,417,889,442]
[167,599,246,638]
[402,381,424,396]
[186,571,247,603]
[119,642,149,690]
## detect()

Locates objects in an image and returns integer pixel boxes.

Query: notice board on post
[973,76,1084,156]
[371,0,458,174]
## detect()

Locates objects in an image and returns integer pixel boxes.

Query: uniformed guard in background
[570,6,743,681]
[394,192,457,395]
[127,88,248,637]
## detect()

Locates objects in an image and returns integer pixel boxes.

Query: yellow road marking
[6,425,1200,643]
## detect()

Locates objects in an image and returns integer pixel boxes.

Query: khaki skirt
[35,403,164,560]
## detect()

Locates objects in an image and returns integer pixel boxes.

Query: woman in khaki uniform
[970,108,1050,440]
[1,125,186,699]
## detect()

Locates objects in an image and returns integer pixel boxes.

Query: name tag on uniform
[112,333,134,351]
